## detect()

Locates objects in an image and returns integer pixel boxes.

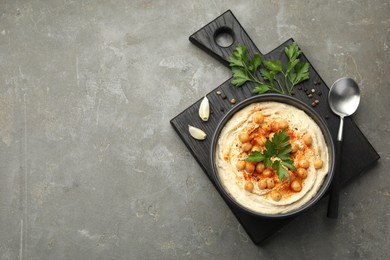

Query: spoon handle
[327,140,342,218]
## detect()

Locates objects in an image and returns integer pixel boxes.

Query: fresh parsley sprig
[229,44,284,94]
[246,129,296,181]
[284,42,310,95]
[228,42,310,95]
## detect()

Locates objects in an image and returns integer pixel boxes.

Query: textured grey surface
[0,0,389,259]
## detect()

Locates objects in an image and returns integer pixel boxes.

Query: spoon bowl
[329,78,360,118]
[327,77,361,218]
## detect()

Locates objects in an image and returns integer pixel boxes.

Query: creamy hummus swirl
[215,101,329,214]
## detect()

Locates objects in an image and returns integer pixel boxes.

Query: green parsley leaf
[284,42,302,62]
[260,68,277,86]
[246,151,265,162]
[292,62,310,86]
[229,44,248,67]
[278,146,292,158]
[246,129,294,181]
[248,53,262,74]
[252,84,270,94]
[264,138,276,157]
[264,158,272,168]
[281,160,296,172]
[288,70,297,85]
[286,58,300,75]
[263,60,283,73]
[231,67,250,87]
[273,161,290,181]
[284,42,297,60]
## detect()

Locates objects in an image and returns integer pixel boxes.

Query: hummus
[215,101,329,214]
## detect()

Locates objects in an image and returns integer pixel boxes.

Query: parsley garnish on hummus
[246,129,296,181]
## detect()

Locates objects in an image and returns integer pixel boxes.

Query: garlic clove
[198,96,210,121]
[188,125,207,140]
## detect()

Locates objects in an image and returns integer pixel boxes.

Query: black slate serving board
[170,10,379,244]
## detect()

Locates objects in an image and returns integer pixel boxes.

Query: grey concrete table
[0,1,389,259]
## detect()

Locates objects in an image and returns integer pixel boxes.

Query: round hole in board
[214,27,235,48]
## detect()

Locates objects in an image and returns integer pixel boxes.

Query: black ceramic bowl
[210,94,335,219]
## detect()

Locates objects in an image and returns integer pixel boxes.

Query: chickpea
[278,119,289,129]
[291,180,302,192]
[299,159,310,169]
[253,112,264,124]
[271,190,282,201]
[289,172,296,182]
[267,178,275,189]
[261,122,271,132]
[251,145,261,152]
[244,182,254,192]
[256,136,266,146]
[271,121,279,132]
[245,162,255,173]
[314,159,323,169]
[291,142,299,153]
[263,168,274,177]
[241,142,252,152]
[255,163,265,173]
[239,132,250,143]
[236,161,246,171]
[303,134,312,146]
[296,168,308,179]
[258,179,267,190]
[293,160,299,169]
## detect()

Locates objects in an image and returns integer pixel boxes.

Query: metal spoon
[327,77,361,218]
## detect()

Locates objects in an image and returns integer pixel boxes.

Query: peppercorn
[217,89,227,99]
